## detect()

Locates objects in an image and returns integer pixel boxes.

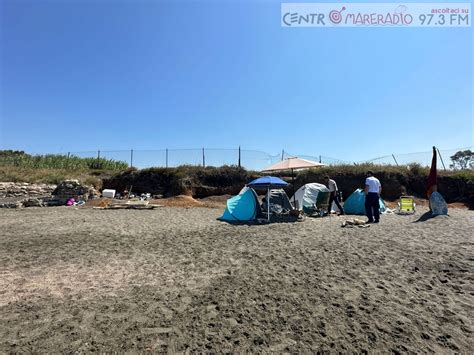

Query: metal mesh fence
[63,148,279,170]
[361,146,473,169]
[1,146,472,171]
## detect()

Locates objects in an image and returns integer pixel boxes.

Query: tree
[450,150,474,170]
[0,150,26,157]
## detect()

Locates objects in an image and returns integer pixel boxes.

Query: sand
[0,206,472,352]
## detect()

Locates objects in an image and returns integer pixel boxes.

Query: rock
[41,197,63,207]
[430,191,448,216]
[21,198,44,207]
[0,181,99,208]
[0,201,22,208]
[52,180,99,203]
[0,182,56,198]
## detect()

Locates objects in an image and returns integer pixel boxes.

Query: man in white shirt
[326,175,344,215]
[364,171,382,223]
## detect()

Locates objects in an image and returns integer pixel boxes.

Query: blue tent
[344,189,386,215]
[218,187,262,222]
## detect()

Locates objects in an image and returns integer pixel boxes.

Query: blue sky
[0,0,472,164]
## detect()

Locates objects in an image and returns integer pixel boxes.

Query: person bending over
[326,175,344,215]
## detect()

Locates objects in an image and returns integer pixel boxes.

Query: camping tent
[262,189,294,214]
[218,187,262,222]
[248,176,288,221]
[291,183,330,214]
[344,188,386,215]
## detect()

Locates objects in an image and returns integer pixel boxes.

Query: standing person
[326,175,344,215]
[365,171,382,223]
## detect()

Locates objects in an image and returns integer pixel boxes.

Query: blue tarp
[344,189,386,215]
[218,187,261,222]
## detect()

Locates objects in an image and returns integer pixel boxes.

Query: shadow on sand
[413,211,434,223]
[218,215,302,225]
[413,211,449,223]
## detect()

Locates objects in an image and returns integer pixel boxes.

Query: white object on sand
[102,189,116,198]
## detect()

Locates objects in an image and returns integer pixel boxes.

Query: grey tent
[262,189,294,214]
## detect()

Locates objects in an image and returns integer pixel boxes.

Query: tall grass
[0,166,113,188]
[0,150,128,170]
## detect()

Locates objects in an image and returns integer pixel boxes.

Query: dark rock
[21,198,44,207]
[0,201,22,208]
[52,180,99,203]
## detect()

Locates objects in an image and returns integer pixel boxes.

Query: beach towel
[341,218,371,228]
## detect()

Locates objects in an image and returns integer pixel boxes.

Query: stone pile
[0,182,57,198]
[0,180,99,208]
[0,201,22,208]
[51,179,100,204]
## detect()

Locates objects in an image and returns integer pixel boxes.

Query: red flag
[427,146,437,197]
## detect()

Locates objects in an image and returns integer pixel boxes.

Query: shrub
[0,150,128,170]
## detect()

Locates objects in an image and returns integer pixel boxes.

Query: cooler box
[102,189,116,198]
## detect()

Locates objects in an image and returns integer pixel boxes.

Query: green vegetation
[295,163,473,183]
[453,168,474,184]
[0,150,128,170]
[0,166,107,188]
[450,149,474,170]
[295,163,474,205]
[104,165,257,197]
[1,153,472,206]
[102,163,472,205]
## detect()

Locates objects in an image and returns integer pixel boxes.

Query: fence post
[437,147,447,171]
[238,146,241,168]
[281,149,284,160]
[202,148,205,167]
[130,149,133,168]
[319,155,321,163]
[165,148,168,168]
[392,154,399,166]
[97,150,100,169]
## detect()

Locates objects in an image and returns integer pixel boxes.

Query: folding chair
[398,196,416,214]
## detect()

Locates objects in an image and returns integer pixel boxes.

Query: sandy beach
[0,206,472,352]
